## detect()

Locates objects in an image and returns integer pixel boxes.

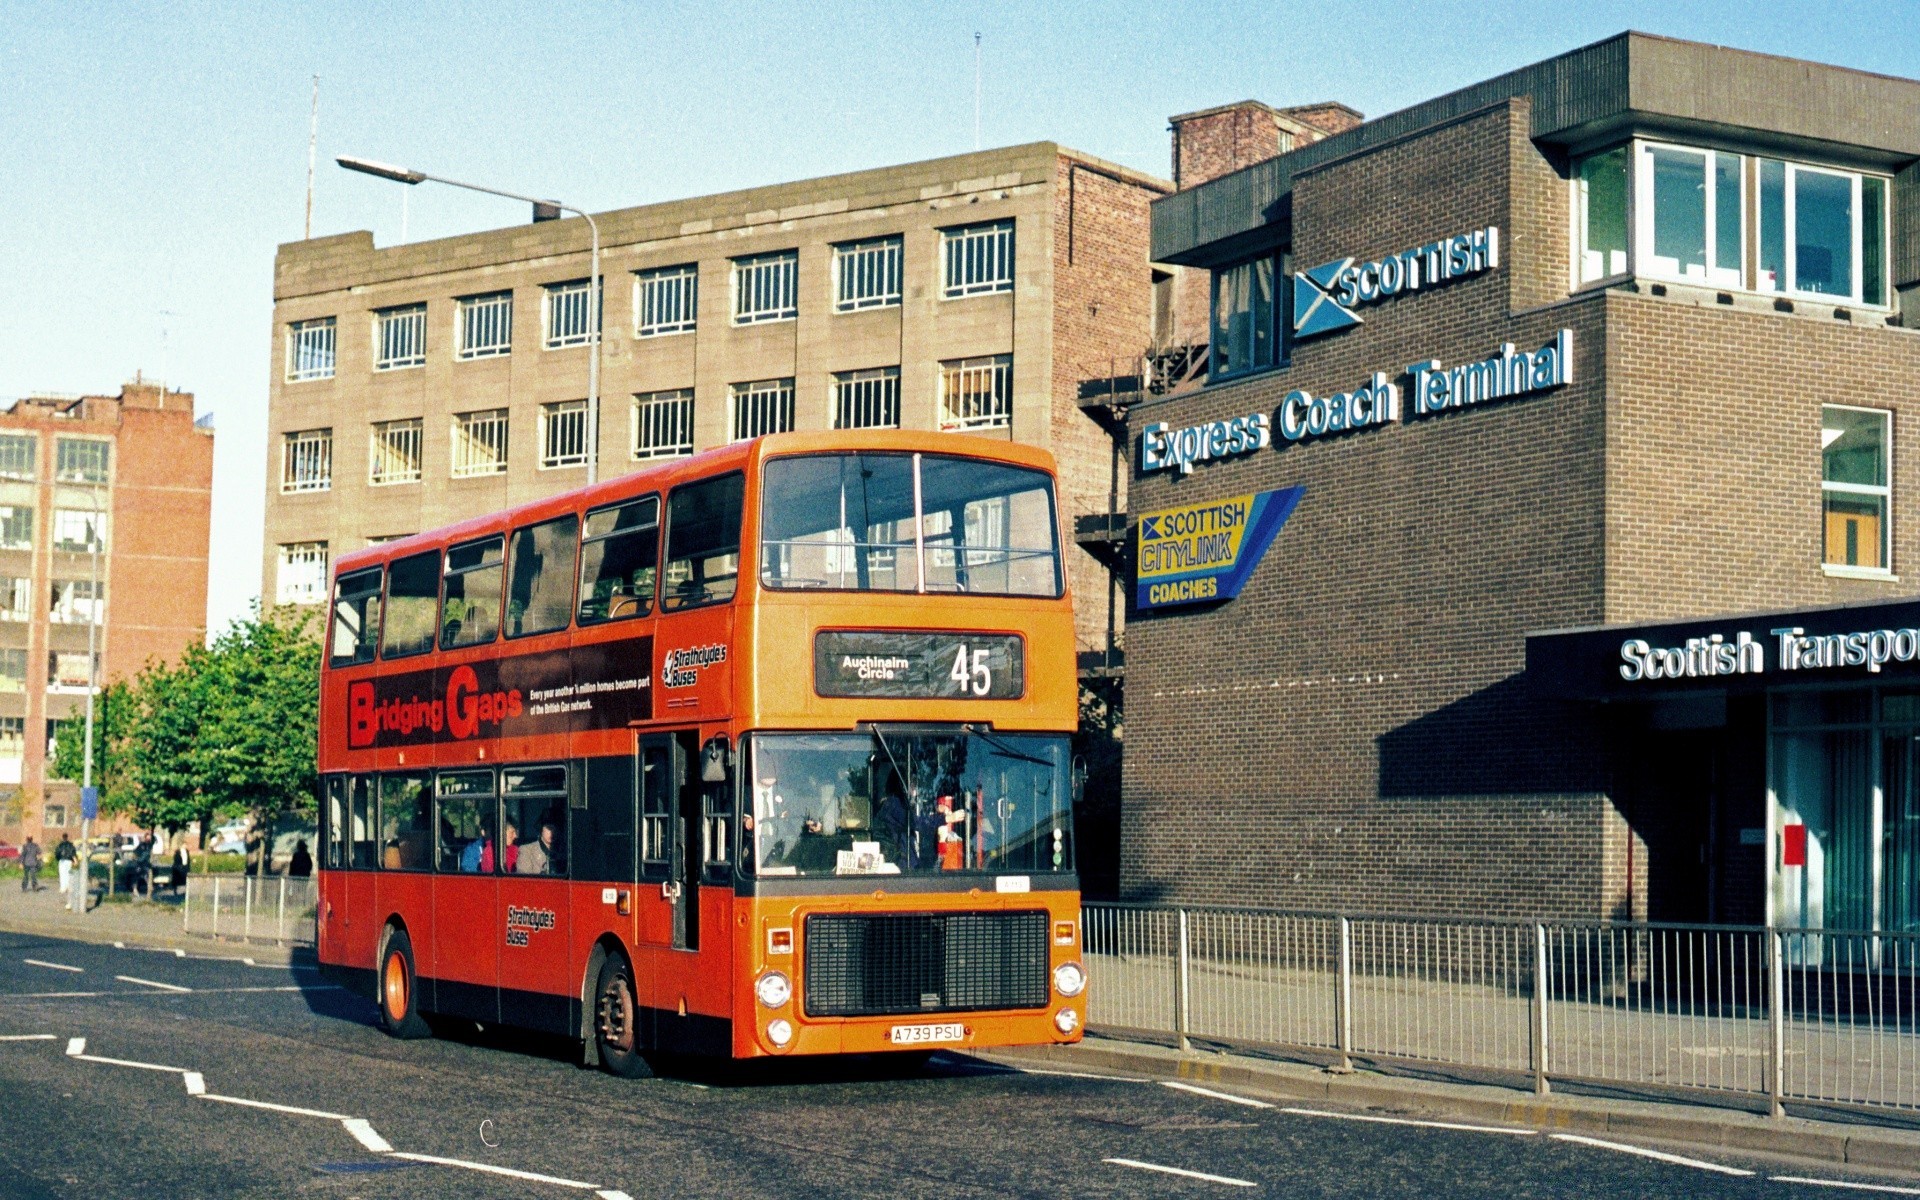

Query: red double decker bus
[317,430,1086,1072]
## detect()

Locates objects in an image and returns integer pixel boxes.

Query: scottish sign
[1292,226,1500,339]
[1135,487,1303,609]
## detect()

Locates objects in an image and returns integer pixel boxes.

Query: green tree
[50,678,141,820]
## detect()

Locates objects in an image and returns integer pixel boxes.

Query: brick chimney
[1168,99,1365,190]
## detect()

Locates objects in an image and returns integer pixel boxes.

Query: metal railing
[1083,903,1920,1118]
[181,875,317,945]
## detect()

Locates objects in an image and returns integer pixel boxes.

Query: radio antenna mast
[304,75,319,239]
[972,33,982,150]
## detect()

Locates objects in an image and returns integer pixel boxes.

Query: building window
[543,279,601,349]
[1210,255,1280,379]
[375,304,427,370]
[0,577,27,622]
[0,717,20,762]
[451,410,508,478]
[281,428,332,493]
[52,510,106,554]
[0,435,34,481]
[49,579,103,625]
[42,721,62,764]
[834,367,901,429]
[941,220,1015,298]
[54,439,109,484]
[277,541,329,605]
[731,252,798,324]
[1761,160,1888,305]
[729,379,795,442]
[457,291,514,359]
[635,264,698,336]
[44,804,67,827]
[633,390,694,460]
[369,418,423,486]
[287,317,336,382]
[0,650,22,694]
[1635,143,1743,288]
[540,399,589,469]
[939,355,1012,432]
[0,507,32,551]
[1823,406,1891,574]
[834,236,903,312]
[49,651,99,693]
[1577,146,1630,283]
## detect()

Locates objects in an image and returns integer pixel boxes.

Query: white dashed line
[0,1033,57,1042]
[342,1118,392,1153]
[183,1071,206,1096]
[1162,1080,1275,1109]
[596,1192,634,1200]
[23,959,83,972]
[1549,1133,1754,1177]
[114,975,191,993]
[1770,1178,1920,1196]
[74,1052,189,1073]
[1280,1106,1537,1136]
[1018,1067,1150,1082]
[198,1094,350,1121]
[1105,1157,1257,1188]
[387,1152,599,1189]
[65,1037,85,1056]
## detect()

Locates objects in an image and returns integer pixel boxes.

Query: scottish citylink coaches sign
[1135,487,1303,609]
[1293,226,1499,339]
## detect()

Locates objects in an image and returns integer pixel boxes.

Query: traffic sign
[81,786,98,821]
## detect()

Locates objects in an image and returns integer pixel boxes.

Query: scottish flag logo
[1292,257,1361,339]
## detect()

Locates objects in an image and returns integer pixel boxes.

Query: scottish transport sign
[1135,487,1303,609]
[1292,226,1500,340]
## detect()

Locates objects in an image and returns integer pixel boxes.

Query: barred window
[457,291,513,359]
[287,317,337,381]
[0,507,32,550]
[276,541,328,606]
[834,367,901,429]
[281,429,332,493]
[0,649,23,694]
[941,220,1014,298]
[451,410,508,478]
[731,252,798,324]
[939,354,1013,431]
[729,379,794,442]
[0,577,28,622]
[636,264,698,336]
[0,435,34,481]
[633,390,695,460]
[834,237,902,312]
[55,439,109,484]
[543,279,601,349]
[541,399,589,469]
[52,509,106,553]
[369,419,423,485]
[375,304,427,370]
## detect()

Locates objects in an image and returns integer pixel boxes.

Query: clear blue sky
[3,0,1915,637]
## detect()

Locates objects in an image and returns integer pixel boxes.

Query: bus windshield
[759,452,1061,596]
[747,729,1072,877]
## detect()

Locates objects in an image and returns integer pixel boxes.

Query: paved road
[0,930,1915,1199]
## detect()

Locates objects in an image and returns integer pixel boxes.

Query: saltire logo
[1135,486,1304,610]
[1291,258,1361,339]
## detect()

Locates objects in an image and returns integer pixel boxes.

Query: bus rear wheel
[377,928,431,1039]
[594,950,653,1078]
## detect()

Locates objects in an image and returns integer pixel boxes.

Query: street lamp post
[335,157,603,483]
[69,486,104,915]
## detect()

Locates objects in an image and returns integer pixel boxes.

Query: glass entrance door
[1883,730,1920,934]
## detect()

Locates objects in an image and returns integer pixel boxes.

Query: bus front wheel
[377,928,431,1039]
[594,950,653,1078]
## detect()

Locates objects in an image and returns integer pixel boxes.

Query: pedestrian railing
[181,875,317,945]
[1083,903,1920,1119]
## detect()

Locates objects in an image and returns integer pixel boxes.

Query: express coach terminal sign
[347,640,653,749]
[1135,487,1303,610]
[815,630,1025,699]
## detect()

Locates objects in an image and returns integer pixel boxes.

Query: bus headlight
[756,970,792,1008]
[1053,962,1086,998]
[1054,1008,1080,1035]
[767,1018,794,1047]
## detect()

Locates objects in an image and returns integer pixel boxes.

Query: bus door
[496,764,573,1034]
[432,769,499,1023]
[343,775,380,970]
[636,733,688,948]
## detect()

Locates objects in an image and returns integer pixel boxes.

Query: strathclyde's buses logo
[662,644,727,689]
[505,906,556,947]
[349,665,522,748]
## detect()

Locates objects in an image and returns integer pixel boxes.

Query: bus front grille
[803,910,1051,1018]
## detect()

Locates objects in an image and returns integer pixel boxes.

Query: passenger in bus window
[516,820,556,875]
[459,820,492,872]
[484,821,518,873]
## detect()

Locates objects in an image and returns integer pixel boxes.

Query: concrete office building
[0,380,214,843]
[1127,33,1920,931]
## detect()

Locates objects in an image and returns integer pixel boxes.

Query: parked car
[0,841,18,861]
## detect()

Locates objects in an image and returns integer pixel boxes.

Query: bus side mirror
[702,737,730,784]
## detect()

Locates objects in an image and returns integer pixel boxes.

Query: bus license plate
[889,1022,965,1046]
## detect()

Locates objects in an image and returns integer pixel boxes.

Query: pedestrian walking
[132,835,153,900]
[288,839,313,878]
[19,837,42,891]
[54,833,76,894]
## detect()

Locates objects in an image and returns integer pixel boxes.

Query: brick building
[0,380,214,843]
[1127,33,1920,931]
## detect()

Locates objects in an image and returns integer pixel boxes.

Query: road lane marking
[183,1071,206,1095]
[1019,1067,1150,1082]
[1771,1178,1920,1196]
[1163,1080,1275,1109]
[388,1152,599,1189]
[23,959,83,972]
[114,975,191,993]
[1105,1158,1257,1188]
[65,1037,84,1056]
[199,1093,350,1121]
[75,1052,190,1073]
[1549,1133,1754,1177]
[597,1192,634,1200]
[0,984,334,1003]
[0,1034,57,1041]
[1280,1107,1537,1136]
[343,1118,392,1153]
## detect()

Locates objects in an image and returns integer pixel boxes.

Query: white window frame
[731,252,798,325]
[1762,160,1871,306]
[277,541,329,606]
[728,379,795,442]
[542,279,601,349]
[51,509,106,554]
[940,220,1015,299]
[375,304,427,370]
[49,578,103,626]
[456,291,514,360]
[833,237,903,312]
[635,265,698,336]
[540,399,590,470]
[633,390,695,460]
[451,410,508,478]
[280,428,332,494]
[1633,141,1743,290]
[834,367,901,429]
[369,418,423,486]
[939,355,1013,432]
[0,576,29,622]
[286,317,337,382]
[1821,403,1894,579]
[0,507,33,551]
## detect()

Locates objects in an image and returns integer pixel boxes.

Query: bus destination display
[814,630,1024,700]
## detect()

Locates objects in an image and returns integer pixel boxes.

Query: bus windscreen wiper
[963,723,1055,767]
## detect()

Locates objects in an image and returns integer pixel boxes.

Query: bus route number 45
[949,645,994,697]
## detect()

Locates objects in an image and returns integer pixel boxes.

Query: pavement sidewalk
[0,877,304,965]
[981,1036,1920,1176]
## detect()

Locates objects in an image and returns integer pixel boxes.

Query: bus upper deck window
[382,550,441,659]
[663,474,743,611]
[507,515,579,637]
[329,568,382,667]
[578,497,659,624]
[442,535,504,650]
